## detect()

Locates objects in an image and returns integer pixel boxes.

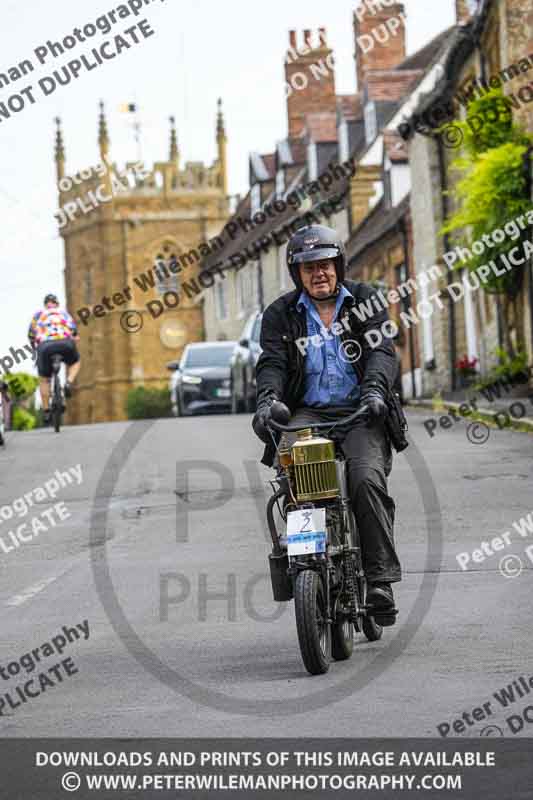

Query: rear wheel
[294,570,330,675]
[331,614,354,660]
[52,377,62,433]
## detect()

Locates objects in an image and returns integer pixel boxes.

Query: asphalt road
[0,409,532,738]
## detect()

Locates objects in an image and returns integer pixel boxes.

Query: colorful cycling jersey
[28,307,78,346]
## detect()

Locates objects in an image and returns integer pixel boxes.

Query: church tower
[56,102,229,424]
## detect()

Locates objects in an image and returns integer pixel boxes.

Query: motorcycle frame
[266,448,368,632]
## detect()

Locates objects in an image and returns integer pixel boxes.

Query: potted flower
[456,355,478,388]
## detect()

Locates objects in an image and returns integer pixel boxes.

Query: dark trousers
[282,406,402,584]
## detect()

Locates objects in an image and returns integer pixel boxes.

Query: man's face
[299,258,337,299]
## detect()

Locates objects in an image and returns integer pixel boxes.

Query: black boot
[367,582,397,627]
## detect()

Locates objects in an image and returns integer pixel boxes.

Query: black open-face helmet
[286,224,346,289]
[43,293,59,306]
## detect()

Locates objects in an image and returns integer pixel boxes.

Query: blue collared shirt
[297,286,360,408]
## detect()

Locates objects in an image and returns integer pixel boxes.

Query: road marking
[6,576,59,607]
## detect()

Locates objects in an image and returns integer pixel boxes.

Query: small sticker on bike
[287,508,326,556]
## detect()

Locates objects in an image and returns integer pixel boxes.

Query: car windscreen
[183,346,234,368]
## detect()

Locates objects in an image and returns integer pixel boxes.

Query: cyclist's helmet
[43,293,59,306]
[286,224,346,289]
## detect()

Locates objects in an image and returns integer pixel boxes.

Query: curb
[407,399,533,434]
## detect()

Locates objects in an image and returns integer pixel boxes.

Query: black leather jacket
[255,279,399,466]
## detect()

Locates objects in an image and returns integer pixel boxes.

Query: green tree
[126,386,172,419]
[440,88,533,356]
[3,372,39,400]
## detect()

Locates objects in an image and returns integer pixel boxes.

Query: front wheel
[294,570,330,675]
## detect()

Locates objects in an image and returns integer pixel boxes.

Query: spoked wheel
[294,570,330,675]
[331,614,354,661]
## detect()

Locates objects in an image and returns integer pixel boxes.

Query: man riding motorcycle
[252,224,401,623]
[28,294,80,424]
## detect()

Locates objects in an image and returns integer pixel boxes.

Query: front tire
[294,570,330,675]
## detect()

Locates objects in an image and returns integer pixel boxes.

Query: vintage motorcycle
[265,401,396,676]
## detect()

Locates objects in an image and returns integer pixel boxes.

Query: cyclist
[28,294,80,424]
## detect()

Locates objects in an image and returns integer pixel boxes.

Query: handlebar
[267,403,370,434]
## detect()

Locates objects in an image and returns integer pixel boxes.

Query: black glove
[360,388,388,422]
[252,395,277,444]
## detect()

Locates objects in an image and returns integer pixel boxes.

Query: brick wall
[365,70,423,102]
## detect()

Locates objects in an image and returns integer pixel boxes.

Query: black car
[169,342,236,416]
[230,310,262,413]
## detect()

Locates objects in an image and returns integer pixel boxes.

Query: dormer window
[276,169,285,198]
[251,182,261,216]
[364,101,377,145]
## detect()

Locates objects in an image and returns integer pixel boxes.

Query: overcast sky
[0,0,455,359]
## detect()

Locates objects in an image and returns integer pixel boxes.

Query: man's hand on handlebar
[252,395,285,444]
[360,388,387,422]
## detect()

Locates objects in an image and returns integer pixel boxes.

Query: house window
[154,250,179,295]
[251,183,261,216]
[364,101,377,145]
[338,119,350,163]
[307,143,318,181]
[215,280,228,321]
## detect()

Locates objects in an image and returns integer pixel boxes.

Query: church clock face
[160,318,187,349]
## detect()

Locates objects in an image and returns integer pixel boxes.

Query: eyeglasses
[301,262,335,275]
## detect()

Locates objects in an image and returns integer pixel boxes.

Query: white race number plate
[286,508,326,556]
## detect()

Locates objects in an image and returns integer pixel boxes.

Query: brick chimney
[285,29,336,140]
[353,3,406,92]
